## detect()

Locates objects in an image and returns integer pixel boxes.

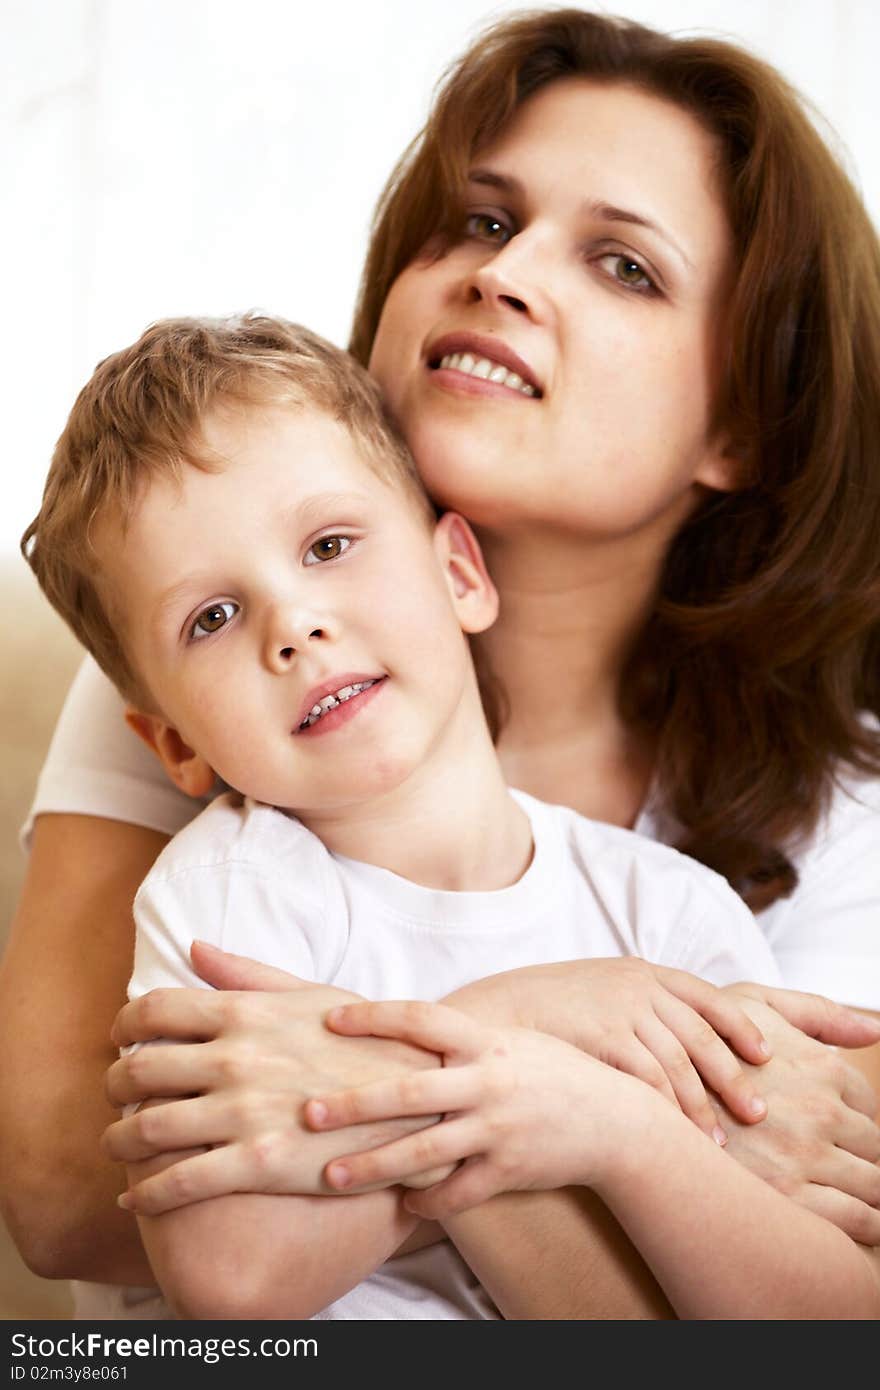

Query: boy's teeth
[438,353,536,396]
[300,679,377,728]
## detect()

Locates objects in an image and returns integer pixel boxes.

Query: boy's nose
[263,606,329,672]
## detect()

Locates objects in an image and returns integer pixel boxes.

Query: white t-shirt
[24,659,880,1319]
[123,785,779,1321]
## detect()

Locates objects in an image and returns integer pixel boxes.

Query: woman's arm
[0,813,167,1283]
[847,1023,880,1114]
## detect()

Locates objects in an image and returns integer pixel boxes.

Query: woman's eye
[464,212,511,245]
[304,535,352,565]
[190,601,238,640]
[597,253,656,293]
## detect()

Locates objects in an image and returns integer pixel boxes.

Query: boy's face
[100,403,496,816]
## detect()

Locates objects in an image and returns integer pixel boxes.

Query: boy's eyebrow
[281,490,374,529]
[152,574,220,626]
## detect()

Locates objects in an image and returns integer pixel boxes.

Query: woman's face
[369,78,738,549]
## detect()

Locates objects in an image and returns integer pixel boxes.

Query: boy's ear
[432,512,498,634]
[125,709,216,799]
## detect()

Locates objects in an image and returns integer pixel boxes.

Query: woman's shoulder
[757,730,880,1007]
[789,749,880,878]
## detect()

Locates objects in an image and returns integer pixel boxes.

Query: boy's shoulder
[143,791,330,884]
[516,789,780,984]
[519,788,738,905]
[133,795,349,985]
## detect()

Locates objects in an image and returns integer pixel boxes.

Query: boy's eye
[464,212,512,246]
[190,601,238,639]
[304,535,352,565]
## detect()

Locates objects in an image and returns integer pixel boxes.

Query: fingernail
[117,1192,134,1211]
[309,1100,328,1126]
[326,1007,345,1026]
[759,1040,772,1058]
[712,1125,728,1146]
[749,1096,767,1117]
[328,1163,351,1189]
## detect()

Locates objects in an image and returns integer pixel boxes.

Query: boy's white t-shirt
[24,659,880,1319]
[123,784,780,1321]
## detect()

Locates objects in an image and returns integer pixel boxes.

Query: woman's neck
[473,526,661,826]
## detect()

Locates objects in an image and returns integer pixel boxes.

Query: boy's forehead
[197,400,399,495]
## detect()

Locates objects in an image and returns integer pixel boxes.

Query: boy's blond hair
[22,314,434,704]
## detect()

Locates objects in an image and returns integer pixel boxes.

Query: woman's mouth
[426,333,543,400]
[432,351,538,397]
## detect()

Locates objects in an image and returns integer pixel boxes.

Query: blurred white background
[3,0,879,559]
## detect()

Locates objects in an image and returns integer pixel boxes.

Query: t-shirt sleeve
[758,781,880,1011]
[22,656,202,848]
[124,801,347,1114]
[129,797,349,1001]
[131,863,321,998]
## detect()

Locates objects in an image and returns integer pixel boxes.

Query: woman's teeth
[299,679,377,729]
[438,352,537,396]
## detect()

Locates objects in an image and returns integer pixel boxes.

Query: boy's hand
[449,957,772,1139]
[306,1000,658,1217]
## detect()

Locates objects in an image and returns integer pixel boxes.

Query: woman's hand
[102,944,448,1215]
[306,1000,645,1217]
[445,957,776,1138]
[710,987,880,1245]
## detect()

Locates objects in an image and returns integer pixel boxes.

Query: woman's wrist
[441,974,533,1030]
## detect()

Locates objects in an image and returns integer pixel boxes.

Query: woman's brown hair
[349,7,880,908]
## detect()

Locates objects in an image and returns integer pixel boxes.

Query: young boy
[24,314,786,1320]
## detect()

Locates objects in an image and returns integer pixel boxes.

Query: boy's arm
[123,845,435,1318]
[127,1130,416,1320]
[312,1002,880,1319]
[442,1189,673,1320]
[454,1009,880,1320]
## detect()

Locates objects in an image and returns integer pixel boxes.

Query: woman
[2,9,879,1318]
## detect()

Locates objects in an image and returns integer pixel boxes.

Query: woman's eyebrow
[467,169,692,272]
[467,168,520,195]
[585,199,694,271]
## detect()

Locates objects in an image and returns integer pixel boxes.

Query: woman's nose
[263,606,329,672]
[465,234,553,322]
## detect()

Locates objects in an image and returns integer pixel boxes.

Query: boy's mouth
[296,676,385,731]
